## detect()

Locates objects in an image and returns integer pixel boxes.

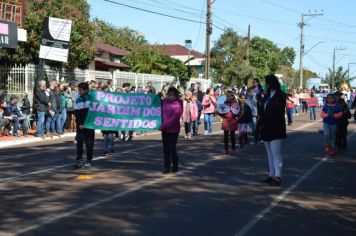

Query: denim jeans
[55,110,62,133]
[192,119,199,135]
[286,108,294,124]
[323,123,337,149]
[204,113,214,133]
[103,133,115,153]
[36,111,45,136]
[60,108,67,133]
[11,116,27,135]
[294,105,299,115]
[309,107,316,120]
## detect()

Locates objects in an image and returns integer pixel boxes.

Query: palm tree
[324,66,355,89]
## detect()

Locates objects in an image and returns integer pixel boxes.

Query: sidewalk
[0,130,78,148]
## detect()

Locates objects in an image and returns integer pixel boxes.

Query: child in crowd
[74,82,95,168]
[336,96,351,150]
[192,93,202,136]
[320,94,343,155]
[237,93,252,148]
[102,130,116,156]
[202,88,217,135]
[286,94,295,126]
[182,91,198,139]
[217,91,240,155]
[307,91,319,121]
[160,87,183,174]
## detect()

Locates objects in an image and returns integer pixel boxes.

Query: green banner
[84,90,161,131]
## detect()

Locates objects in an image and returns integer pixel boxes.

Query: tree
[93,18,147,51]
[0,0,96,69]
[324,66,354,89]
[211,28,256,86]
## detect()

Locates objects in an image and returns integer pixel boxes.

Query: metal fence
[0,64,211,103]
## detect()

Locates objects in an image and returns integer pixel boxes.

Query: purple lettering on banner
[89,102,97,111]
[120,119,128,128]
[105,93,114,103]
[96,91,105,101]
[143,108,150,117]
[131,107,141,116]
[107,104,116,114]
[145,96,152,106]
[156,108,161,117]
[96,103,105,113]
[122,96,130,105]
[113,95,122,104]
[128,119,133,128]
[149,120,157,129]
[142,120,149,128]
[138,96,145,105]
[131,96,138,105]
[103,118,112,127]
[111,118,120,128]
[94,116,103,126]
[133,120,142,128]
[117,106,126,115]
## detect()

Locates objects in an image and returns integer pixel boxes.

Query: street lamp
[299,41,326,88]
[185,39,192,78]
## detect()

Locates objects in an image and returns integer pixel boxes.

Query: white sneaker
[204,130,209,136]
[83,162,92,168]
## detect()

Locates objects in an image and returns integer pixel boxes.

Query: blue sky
[88,0,356,78]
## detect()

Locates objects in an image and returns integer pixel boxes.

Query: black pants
[162,132,179,170]
[184,122,192,134]
[336,124,348,149]
[224,131,236,150]
[76,130,95,162]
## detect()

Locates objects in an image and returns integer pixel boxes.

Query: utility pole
[246,24,251,66]
[332,47,346,90]
[204,0,212,80]
[298,11,323,89]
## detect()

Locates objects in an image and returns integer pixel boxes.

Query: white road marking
[1,120,326,234]
[0,131,222,183]
[234,131,356,236]
[8,152,226,236]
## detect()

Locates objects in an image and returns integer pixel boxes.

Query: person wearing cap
[320,93,343,155]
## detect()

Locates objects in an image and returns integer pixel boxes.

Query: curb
[0,131,101,149]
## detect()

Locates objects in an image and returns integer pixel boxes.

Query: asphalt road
[0,112,355,236]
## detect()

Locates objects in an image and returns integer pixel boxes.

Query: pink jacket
[202,95,216,114]
[161,98,183,134]
[182,100,199,122]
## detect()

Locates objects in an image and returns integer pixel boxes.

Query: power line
[258,0,301,14]
[193,0,206,50]
[101,0,205,24]
[306,54,329,69]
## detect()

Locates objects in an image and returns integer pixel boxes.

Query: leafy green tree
[324,66,354,89]
[211,28,256,86]
[93,18,147,51]
[0,0,96,69]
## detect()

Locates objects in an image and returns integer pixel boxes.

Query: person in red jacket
[160,87,183,174]
[286,95,295,126]
[307,91,319,121]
